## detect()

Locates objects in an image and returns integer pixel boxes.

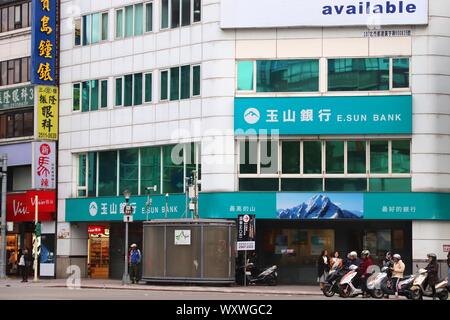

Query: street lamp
[122,189,132,285]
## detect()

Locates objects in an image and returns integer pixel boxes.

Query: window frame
[78,11,109,46]
[74,78,108,112]
[390,57,411,91]
[72,82,81,112]
[143,71,153,103]
[160,69,169,101]
[236,60,256,93]
[144,1,154,33]
[191,64,201,97]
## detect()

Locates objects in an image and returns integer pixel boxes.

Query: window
[77,154,87,197]
[260,140,278,174]
[256,60,319,92]
[98,151,118,196]
[134,73,143,105]
[77,11,109,45]
[325,178,367,191]
[116,9,124,38]
[328,58,390,91]
[87,153,97,197]
[144,73,152,102]
[0,57,30,87]
[0,109,33,139]
[73,83,81,111]
[145,2,153,32]
[119,149,139,195]
[282,141,300,174]
[0,1,31,33]
[326,141,344,174]
[134,3,144,36]
[140,146,161,194]
[161,0,200,29]
[180,65,190,99]
[192,65,201,96]
[124,74,133,106]
[239,179,278,191]
[369,178,411,192]
[170,67,180,100]
[303,141,322,174]
[237,61,254,91]
[347,141,366,174]
[392,140,410,173]
[370,141,389,174]
[160,70,168,100]
[125,5,133,37]
[75,79,108,112]
[239,139,257,174]
[115,77,123,106]
[163,145,184,193]
[393,58,409,89]
[281,179,323,191]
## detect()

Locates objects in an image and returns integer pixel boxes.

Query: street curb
[47,284,323,296]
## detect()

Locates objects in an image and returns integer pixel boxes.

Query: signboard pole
[33,195,39,282]
[244,250,247,287]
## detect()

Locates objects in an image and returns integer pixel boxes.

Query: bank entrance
[256,220,412,284]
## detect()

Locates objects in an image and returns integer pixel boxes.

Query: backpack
[130,249,141,264]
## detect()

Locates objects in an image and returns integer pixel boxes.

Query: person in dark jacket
[382,251,394,298]
[317,250,330,289]
[425,253,439,300]
[344,251,361,270]
[447,252,450,287]
[359,250,374,298]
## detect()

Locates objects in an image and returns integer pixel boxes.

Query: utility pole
[0,154,7,279]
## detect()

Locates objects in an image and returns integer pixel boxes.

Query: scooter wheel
[411,289,422,301]
[371,289,384,299]
[339,285,351,298]
[322,285,335,298]
[438,291,448,301]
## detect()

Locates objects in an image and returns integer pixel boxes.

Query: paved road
[0,285,377,300]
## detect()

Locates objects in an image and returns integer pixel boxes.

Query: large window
[328,58,409,91]
[161,0,201,29]
[115,73,152,106]
[116,2,153,39]
[161,65,200,101]
[238,139,411,192]
[75,12,108,46]
[77,143,200,197]
[73,79,108,112]
[0,1,31,33]
[0,57,30,86]
[0,109,33,139]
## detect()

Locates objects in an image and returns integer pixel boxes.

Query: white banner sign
[175,230,191,245]
[32,141,56,189]
[221,0,428,29]
[237,241,256,251]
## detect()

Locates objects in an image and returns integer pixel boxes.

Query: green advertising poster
[0,85,34,110]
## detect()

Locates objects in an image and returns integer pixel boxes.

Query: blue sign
[234,95,412,135]
[31,0,57,85]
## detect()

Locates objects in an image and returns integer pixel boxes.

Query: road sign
[124,215,133,223]
[443,244,450,253]
[237,214,256,251]
[124,205,133,215]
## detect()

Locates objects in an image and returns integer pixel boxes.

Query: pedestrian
[391,254,405,299]
[317,250,330,289]
[359,250,373,298]
[330,251,343,271]
[129,244,142,284]
[19,249,31,282]
[447,252,450,287]
[425,253,439,300]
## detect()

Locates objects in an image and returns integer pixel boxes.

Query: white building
[57,0,450,283]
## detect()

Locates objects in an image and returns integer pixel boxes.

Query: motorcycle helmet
[349,251,357,258]
[393,254,401,260]
[361,250,370,257]
[385,251,393,260]
[427,253,437,260]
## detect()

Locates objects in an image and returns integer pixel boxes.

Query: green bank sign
[66,192,450,221]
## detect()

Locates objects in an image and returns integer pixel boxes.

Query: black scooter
[236,262,278,286]
[322,268,345,297]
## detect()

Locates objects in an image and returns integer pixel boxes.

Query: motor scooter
[322,268,345,297]
[366,266,389,299]
[380,271,416,299]
[339,265,364,298]
[236,263,278,286]
[408,264,449,300]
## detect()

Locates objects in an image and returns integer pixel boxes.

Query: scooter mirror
[416,264,419,269]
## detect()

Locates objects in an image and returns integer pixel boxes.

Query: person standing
[425,253,439,300]
[359,250,374,298]
[317,250,330,289]
[330,251,343,271]
[129,244,142,284]
[382,251,394,298]
[391,254,405,298]
[19,249,31,282]
[447,252,450,287]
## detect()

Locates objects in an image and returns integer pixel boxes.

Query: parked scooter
[236,263,278,286]
[322,268,345,297]
[339,265,364,298]
[380,271,416,299]
[408,265,449,300]
[366,266,389,299]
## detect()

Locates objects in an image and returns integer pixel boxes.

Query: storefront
[6,190,56,277]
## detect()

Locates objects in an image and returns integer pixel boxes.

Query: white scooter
[339,265,364,298]
[366,266,389,299]
[408,265,449,300]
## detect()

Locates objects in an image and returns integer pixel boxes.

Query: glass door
[88,227,110,279]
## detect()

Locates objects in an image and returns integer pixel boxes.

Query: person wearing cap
[425,253,439,300]
[391,254,405,298]
[129,244,142,284]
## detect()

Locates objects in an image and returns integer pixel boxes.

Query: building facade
[0,0,59,278]
[58,0,450,283]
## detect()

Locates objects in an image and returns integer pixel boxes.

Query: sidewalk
[0,277,322,296]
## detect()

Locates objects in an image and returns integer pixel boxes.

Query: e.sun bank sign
[221,0,428,28]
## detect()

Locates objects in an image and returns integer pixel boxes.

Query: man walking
[129,244,142,284]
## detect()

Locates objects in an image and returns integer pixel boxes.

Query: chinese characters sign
[36,85,58,140]
[234,95,412,135]
[33,141,56,190]
[31,0,57,85]
[0,85,34,111]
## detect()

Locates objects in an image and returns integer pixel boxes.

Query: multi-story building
[58,0,450,284]
[0,0,58,278]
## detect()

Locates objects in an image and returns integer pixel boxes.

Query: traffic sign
[124,215,133,223]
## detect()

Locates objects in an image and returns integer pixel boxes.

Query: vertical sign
[36,85,58,140]
[31,0,57,85]
[237,214,256,251]
[33,141,56,189]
